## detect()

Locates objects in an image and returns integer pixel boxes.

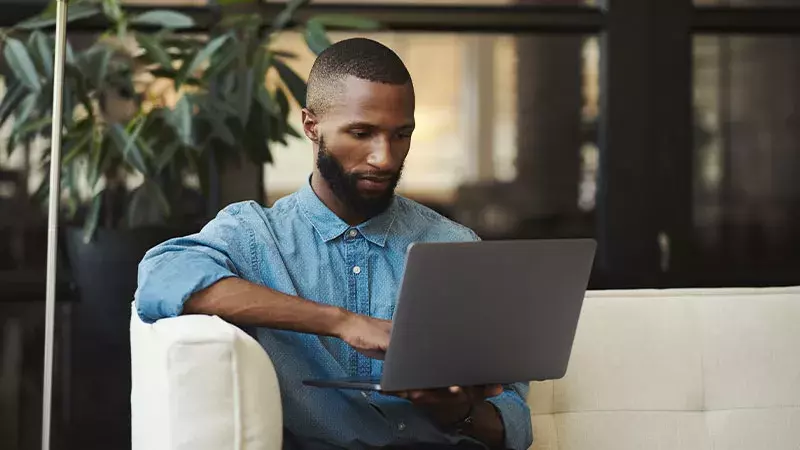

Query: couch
[131,287,800,450]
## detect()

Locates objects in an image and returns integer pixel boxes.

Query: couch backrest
[130,306,283,450]
[528,287,800,450]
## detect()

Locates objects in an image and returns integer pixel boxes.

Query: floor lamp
[42,1,69,449]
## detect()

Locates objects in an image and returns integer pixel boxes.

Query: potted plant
[0,0,378,444]
[0,0,379,295]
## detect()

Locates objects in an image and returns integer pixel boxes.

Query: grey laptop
[303,239,596,392]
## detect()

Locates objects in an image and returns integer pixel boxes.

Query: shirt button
[397,422,406,431]
[352,266,361,275]
[348,229,358,238]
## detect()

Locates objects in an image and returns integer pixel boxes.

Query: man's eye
[350,130,370,139]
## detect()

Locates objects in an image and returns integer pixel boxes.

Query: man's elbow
[134,253,183,324]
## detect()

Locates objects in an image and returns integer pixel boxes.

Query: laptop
[303,238,596,392]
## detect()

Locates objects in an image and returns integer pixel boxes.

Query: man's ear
[301,108,319,143]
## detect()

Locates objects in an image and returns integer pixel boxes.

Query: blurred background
[1,0,799,449]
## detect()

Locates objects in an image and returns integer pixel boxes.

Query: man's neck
[310,172,366,226]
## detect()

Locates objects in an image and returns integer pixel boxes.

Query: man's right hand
[334,313,392,360]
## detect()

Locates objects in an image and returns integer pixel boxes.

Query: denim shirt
[135,179,533,449]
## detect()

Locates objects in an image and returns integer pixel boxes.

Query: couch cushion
[528,287,800,450]
[553,412,711,450]
[552,294,704,413]
[697,290,800,410]
[130,306,282,450]
[706,408,800,450]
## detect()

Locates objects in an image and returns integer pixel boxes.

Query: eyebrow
[344,121,415,131]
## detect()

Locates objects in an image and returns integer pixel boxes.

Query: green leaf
[64,161,80,218]
[127,180,170,228]
[13,93,40,134]
[202,41,238,82]
[78,46,113,90]
[286,123,303,139]
[236,69,254,125]
[101,0,123,23]
[311,14,381,30]
[136,34,173,69]
[131,10,196,30]
[276,87,291,120]
[15,3,103,30]
[66,42,75,65]
[256,87,278,119]
[82,192,103,244]
[30,31,54,78]
[176,34,230,90]
[217,0,257,5]
[244,101,272,164]
[271,50,298,59]
[0,82,27,130]
[273,58,307,108]
[62,130,92,166]
[150,69,201,86]
[303,19,332,56]
[16,116,52,137]
[208,115,236,147]
[155,142,182,172]
[108,123,149,175]
[169,96,193,146]
[272,0,310,31]
[4,38,41,92]
[88,129,107,188]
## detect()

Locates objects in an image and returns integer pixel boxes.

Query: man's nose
[366,136,395,170]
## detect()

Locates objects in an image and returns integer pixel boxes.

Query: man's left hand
[389,385,504,427]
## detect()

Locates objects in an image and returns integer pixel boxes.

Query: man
[135,38,532,449]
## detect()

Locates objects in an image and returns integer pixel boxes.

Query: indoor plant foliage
[0,0,378,242]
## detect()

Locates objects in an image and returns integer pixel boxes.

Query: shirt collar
[297,176,396,247]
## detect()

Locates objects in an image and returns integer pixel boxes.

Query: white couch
[131,287,800,450]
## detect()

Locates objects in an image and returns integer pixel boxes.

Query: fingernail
[449,386,460,394]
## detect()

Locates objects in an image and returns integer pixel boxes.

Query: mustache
[352,171,400,181]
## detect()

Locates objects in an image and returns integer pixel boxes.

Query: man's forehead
[327,75,415,113]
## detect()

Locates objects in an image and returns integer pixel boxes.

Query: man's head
[303,38,415,220]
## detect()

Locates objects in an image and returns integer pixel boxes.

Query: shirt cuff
[135,252,236,324]
[486,388,533,450]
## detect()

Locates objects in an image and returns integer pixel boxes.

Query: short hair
[306,38,413,116]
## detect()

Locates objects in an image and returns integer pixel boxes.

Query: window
[694,35,800,279]
[265,31,600,240]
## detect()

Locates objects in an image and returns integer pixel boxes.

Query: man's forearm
[463,401,506,449]
[183,277,350,338]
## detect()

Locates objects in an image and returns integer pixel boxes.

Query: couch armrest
[130,304,282,450]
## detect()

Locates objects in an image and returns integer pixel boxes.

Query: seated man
[135,38,532,450]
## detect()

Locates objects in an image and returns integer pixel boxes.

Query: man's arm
[135,202,391,358]
[483,382,533,449]
[396,383,531,449]
[185,277,391,359]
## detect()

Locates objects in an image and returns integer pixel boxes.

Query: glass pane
[265,32,600,241]
[695,0,800,6]
[693,35,800,278]
[287,0,597,5]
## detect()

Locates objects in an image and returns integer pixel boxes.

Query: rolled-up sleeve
[486,382,533,450]
[135,203,255,324]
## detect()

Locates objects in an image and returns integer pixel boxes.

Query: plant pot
[64,225,195,449]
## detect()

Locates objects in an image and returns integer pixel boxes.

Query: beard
[316,136,403,220]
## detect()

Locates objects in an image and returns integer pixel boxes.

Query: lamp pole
[42,1,69,449]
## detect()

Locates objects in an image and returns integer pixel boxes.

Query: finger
[449,386,461,394]
[410,390,427,400]
[485,384,504,397]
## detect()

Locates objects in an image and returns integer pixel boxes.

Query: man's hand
[390,385,504,426]
[334,313,392,359]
